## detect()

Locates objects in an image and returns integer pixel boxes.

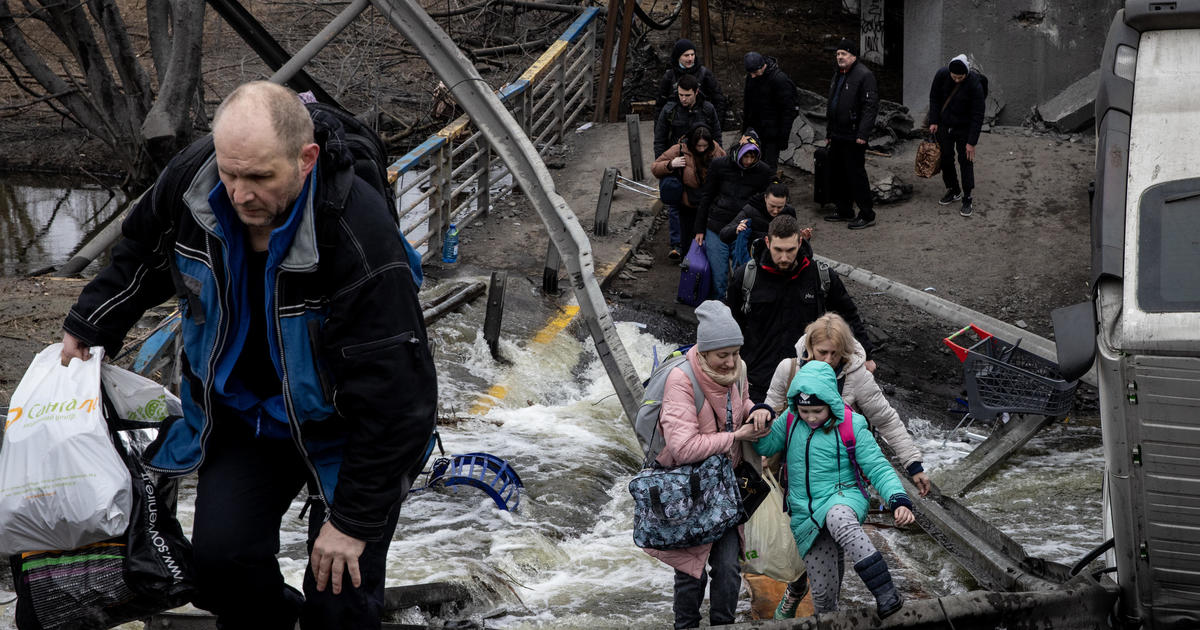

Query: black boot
[854,551,902,619]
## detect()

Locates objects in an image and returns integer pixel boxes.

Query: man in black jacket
[654,74,721,157]
[823,38,879,230]
[728,214,874,402]
[695,134,774,299]
[742,52,799,171]
[60,82,437,628]
[718,182,797,246]
[655,38,725,118]
[928,54,986,217]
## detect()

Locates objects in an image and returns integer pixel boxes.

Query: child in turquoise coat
[754,361,915,618]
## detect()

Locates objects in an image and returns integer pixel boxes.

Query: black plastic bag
[10,394,195,629]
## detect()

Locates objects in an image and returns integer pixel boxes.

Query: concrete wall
[902,0,1123,126]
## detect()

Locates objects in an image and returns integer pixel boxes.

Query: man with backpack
[727,215,875,403]
[59,81,437,628]
[654,74,722,158]
[928,54,987,217]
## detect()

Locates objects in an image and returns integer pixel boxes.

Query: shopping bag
[629,454,744,550]
[914,138,942,178]
[0,344,131,555]
[101,364,183,423]
[9,381,196,630]
[740,468,805,582]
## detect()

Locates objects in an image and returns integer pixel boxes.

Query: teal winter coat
[755,361,910,556]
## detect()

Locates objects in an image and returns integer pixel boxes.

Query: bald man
[61,82,436,628]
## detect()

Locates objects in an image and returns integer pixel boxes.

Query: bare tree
[0,0,206,188]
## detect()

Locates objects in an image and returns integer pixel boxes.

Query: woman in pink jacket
[645,300,774,628]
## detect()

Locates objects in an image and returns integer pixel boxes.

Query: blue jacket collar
[182,154,322,272]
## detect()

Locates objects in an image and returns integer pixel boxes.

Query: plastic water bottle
[441,223,459,263]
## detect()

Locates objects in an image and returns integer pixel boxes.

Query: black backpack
[305,102,424,287]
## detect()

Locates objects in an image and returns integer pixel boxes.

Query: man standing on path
[59,81,437,628]
[928,54,986,217]
[727,215,875,402]
[823,38,879,230]
[654,74,721,158]
[742,51,799,172]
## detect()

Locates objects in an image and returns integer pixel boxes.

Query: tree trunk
[0,0,206,187]
[140,0,206,168]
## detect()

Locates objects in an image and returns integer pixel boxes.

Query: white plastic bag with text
[0,344,131,554]
[101,364,182,423]
[740,468,806,582]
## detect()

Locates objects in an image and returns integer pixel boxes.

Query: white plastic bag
[101,364,182,423]
[0,344,131,554]
[741,468,806,582]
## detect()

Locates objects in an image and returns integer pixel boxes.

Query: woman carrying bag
[643,301,773,629]
[652,125,726,261]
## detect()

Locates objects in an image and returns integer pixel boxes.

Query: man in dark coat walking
[928,54,986,217]
[656,38,725,118]
[742,52,799,171]
[823,38,879,230]
[654,74,721,157]
[727,214,873,402]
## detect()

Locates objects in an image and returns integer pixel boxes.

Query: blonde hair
[804,312,857,365]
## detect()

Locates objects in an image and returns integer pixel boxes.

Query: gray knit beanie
[695,300,744,351]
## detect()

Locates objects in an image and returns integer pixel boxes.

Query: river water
[0,192,1104,627]
[160,294,1100,627]
[0,174,126,276]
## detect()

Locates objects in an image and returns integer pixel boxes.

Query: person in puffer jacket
[754,361,914,620]
[645,301,773,629]
[764,313,931,496]
[694,133,774,299]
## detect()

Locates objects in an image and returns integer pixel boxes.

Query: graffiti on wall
[861,0,884,64]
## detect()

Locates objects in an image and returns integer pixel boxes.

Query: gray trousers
[672,526,741,628]
[801,504,878,613]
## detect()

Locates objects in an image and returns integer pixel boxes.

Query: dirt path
[607,127,1098,424]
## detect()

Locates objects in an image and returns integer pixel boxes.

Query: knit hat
[695,301,743,351]
[744,51,765,73]
[948,54,969,75]
[736,141,761,165]
[672,39,696,67]
[791,390,827,407]
[836,38,859,57]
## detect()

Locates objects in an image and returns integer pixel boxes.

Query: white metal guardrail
[389,8,599,258]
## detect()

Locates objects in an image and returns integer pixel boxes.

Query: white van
[1056,2,1200,627]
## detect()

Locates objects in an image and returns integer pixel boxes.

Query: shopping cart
[943,324,1079,420]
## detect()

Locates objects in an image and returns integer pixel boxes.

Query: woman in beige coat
[762,312,930,618]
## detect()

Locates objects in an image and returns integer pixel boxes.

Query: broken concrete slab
[1036,68,1099,133]
[796,86,828,116]
[872,174,913,204]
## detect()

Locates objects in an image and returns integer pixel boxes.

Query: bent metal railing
[390,8,599,259]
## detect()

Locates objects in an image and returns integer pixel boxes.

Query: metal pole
[365,0,642,422]
[542,241,561,294]
[594,167,618,236]
[483,271,508,359]
[594,0,620,122]
[608,0,636,122]
[206,0,339,105]
[555,46,567,143]
[697,0,713,70]
[680,0,691,40]
[478,141,492,217]
[269,0,370,86]
[625,114,644,181]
